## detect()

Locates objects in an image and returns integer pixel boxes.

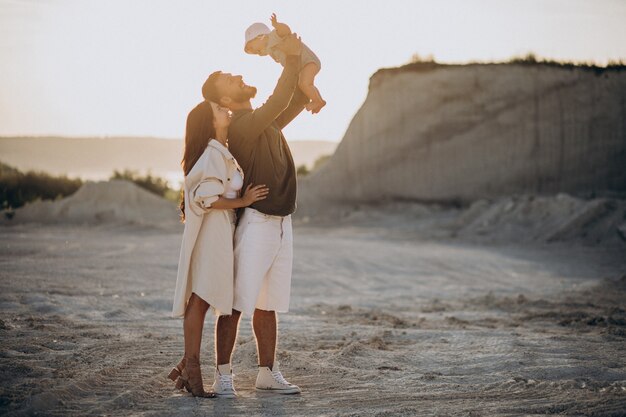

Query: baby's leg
[299,62,326,114]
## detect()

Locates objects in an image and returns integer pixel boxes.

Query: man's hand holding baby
[274,34,302,57]
[244,14,325,113]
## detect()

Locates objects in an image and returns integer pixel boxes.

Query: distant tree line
[1,154,334,217]
[0,163,177,217]
[408,51,626,69]
[390,52,626,77]
[296,154,332,177]
[110,169,171,198]
[0,162,83,214]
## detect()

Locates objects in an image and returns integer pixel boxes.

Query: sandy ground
[1,222,625,416]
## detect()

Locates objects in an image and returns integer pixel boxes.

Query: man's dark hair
[202,71,222,103]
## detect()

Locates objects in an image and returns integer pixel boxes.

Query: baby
[245,13,326,114]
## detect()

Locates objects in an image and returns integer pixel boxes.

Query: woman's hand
[242,184,269,206]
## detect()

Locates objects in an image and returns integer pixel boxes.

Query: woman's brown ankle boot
[179,357,215,398]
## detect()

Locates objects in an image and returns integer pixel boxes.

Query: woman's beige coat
[171,140,242,318]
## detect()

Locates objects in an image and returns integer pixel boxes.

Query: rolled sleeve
[192,177,224,211]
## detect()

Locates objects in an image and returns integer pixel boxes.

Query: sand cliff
[301,63,626,204]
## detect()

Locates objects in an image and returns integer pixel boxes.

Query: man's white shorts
[233,208,293,316]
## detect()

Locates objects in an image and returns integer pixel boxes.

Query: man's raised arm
[275,87,309,130]
[237,35,303,138]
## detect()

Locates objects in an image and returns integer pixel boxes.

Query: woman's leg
[183,293,210,360]
[179,293,214,397]
[299,63,326,113]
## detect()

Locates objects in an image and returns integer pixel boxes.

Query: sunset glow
[1,0,625,142]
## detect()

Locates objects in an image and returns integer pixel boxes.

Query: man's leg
[254,307,300,393]
[252,308,277,368]
[253,216,300,394]
[212,310,242,397]
[215,310,242,365]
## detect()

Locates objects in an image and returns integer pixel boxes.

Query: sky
[1,0,626,142]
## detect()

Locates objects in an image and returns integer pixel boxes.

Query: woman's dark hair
[179,100,215,222]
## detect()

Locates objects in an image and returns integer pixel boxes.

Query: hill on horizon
[0,136,337,186]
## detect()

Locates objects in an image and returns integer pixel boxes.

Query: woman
[168,100,269,397]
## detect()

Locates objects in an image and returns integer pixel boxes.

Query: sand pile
[7,180,180,228]
[451,194,626,243]
[298,193,626,245]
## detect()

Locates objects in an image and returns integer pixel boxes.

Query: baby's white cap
[244,22,271,52]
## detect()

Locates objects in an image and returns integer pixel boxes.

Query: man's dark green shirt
[228,55,308,216]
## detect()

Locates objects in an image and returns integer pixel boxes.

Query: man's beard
[233,86,257,103]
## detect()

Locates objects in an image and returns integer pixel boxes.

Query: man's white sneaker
[211,364,237,398]
[255,362,301,394]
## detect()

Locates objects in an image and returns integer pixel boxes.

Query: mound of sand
[7,180,180,228]
[451,194,626,243]
[297,193,626,245]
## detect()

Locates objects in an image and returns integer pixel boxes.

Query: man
[201,33,308,396]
